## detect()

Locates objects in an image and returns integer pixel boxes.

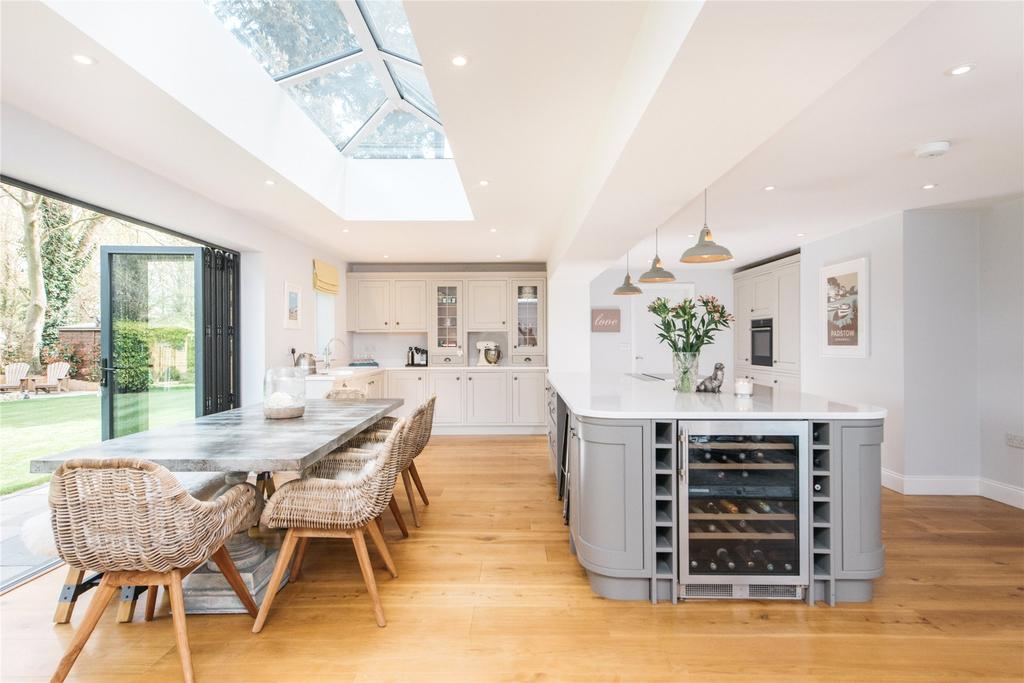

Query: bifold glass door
[680,421,808,584]
[100,247,203,439]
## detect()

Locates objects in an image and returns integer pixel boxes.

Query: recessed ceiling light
[796,233,806,237]
[478,180,489,187]
[763,185,776,191]
[687,234,695,239]
[495,254,502,259]
[72,54,94,66]
[948,63,973,76]
[342,228,349,233]
[451,55,468,67]
[489,228,497,233]
[264,179,275,186]
[922,183,938,190]
[383,255,389,259]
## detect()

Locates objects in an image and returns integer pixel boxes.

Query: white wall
[589,266,734,381]
[800,214,906,480]
[977,198,1024,506]
[548,263,602,372]
[902,210,981,488]
[1,105,349,404]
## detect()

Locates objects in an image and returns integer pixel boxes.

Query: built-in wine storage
[651,420,678,604]
[809,421,836,606]
[678,420,808,599]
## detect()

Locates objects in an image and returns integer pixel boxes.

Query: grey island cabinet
[545,372,886,606]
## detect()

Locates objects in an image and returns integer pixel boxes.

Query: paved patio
[0,483,57,586]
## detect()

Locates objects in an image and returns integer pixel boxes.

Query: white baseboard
[431,425,547,436]
[979,478,1024,509]
[881,468,1023,508]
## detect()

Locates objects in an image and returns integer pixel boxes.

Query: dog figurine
[696,363,725,393]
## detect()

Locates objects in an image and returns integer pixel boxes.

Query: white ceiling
[1,1,1021,268]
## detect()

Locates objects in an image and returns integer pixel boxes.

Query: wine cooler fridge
[678,420,808,600]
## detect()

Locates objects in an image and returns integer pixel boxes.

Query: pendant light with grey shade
[639,228,676,283]
[681,188,733,263]
[613,249,643,295]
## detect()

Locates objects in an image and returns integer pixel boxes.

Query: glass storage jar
[263,367,306,419]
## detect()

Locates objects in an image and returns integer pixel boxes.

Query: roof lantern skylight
[205,0,450,159]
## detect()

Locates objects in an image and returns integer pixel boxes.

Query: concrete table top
[29,398,402,474]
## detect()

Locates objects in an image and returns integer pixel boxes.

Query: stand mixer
[476,341,501,366]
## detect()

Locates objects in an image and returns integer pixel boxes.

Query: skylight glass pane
[387,60,440,122]
[351,109,449,159]
[205,0,361,78]
[357,0,421,63]
[285,61,387,149]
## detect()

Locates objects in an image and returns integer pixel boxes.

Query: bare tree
[1,186,44,365]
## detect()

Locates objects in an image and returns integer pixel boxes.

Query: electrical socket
[1007,433,1024,450]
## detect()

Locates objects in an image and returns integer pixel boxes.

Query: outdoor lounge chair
[35,361,71,393]
[0,362,29,393]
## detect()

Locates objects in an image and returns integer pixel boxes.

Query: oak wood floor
[2,436,1022,682]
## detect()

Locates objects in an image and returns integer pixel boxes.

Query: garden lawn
[0,386,195,495]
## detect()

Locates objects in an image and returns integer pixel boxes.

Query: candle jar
[264,367,306,419]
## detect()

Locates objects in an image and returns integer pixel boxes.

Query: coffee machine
[475,341,501,366]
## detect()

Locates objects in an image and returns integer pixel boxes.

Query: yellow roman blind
[312,259,340,295]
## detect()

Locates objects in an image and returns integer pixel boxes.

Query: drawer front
[431,354,465,366]
[512,354,546,366]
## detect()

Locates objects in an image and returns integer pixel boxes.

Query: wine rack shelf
[689,531,795,541]
[651,420,678,604]
[809,422,837,606]
[690,463,795,470]
[688,512,797,521]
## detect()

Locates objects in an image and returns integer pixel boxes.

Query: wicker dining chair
[47,458,259,683]
[355,395,435,527]
[254,418,409,630]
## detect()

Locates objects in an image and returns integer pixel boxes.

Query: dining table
[30,397,403,614]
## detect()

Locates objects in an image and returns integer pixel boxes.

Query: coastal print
[820,258,868,357]
[284,282,301,329]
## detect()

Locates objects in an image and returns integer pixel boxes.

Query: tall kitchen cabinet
[428,280,464,365]
[733,254,800,390]
[511,279,545,364]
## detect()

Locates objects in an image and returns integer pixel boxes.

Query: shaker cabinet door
[466,280,508,330]
[574,420,647,573]
[511,371,546,424]
[393,279,427,331]
[465,372,509,424]
[839,425,885,575]
[735,279,753,365]
[429,371,464,424]
[751,274,778,317]
[356,280,391,331]
[775,263,800,372]
[386,371,426,419]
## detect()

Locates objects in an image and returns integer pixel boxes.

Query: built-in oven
[751,318,773,367]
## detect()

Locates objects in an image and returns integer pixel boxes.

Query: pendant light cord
[704,188,708,228]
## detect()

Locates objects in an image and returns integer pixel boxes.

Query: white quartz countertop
[305,365,545,380]
[547,372,886,420]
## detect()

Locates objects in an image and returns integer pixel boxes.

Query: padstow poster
[820,257,868,357]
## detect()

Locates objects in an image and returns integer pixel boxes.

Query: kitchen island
[545,372,885,606]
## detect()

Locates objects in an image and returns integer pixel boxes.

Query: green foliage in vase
[647,295,735,354]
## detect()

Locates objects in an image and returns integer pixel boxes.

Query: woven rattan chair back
[49,458,252,573]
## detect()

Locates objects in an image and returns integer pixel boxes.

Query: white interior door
[630,283,696,375]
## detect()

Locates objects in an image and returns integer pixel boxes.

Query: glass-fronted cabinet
[429,280,464,365]
[679,421,808,588]
[511,278,545,360]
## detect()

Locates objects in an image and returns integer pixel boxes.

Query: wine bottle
[704,501,720,514]
[708,560,719,571]
[703,451,713,462]
[736,452,747,462]
[755,500,772,513]
[813,481,823,492]
[715,548,736,570]
[716,470,727,479]
[774,502,788,513]
[751,548,767,564]
[753,451,766,462]
[690,559,700,570]
[768,551,794,573]
[740,470,750,478]
[705,522,718,532]
[734,545,756,569]
[719,499,740,514]
[813,454,822,468]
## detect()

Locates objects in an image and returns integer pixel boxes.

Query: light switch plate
[1007,433,1024,450]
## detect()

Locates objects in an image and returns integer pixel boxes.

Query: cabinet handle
[468,377,473,381]
[513,376,518,381]
[396,321,400,326]
[456,376,460,381]
[418,377,422,381]
[773,360,778,365]
[524,357,532,362]
[444,357,451,363]
[744,358,749,362]
[384,321,388,326]
[502,321,506,325]
[773,379,778,384]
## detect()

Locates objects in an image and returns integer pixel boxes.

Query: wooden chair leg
[144,585,159,621]
[351,528,386,627]
[209,546,258,618]
[402,469,421,528]
[290,538,311,583]
[167,570,195,683]
[116,585,141,623]
[51,576,118,683]
[366,518,398,578]
[264,475,277,498]
[252,529,298,634]
[409,461,429,505]
[53,567,86,624]
[389,496,409,538]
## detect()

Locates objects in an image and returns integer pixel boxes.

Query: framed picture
[284,282,302,329]
[820,257,868,357]
[591,308,621,333]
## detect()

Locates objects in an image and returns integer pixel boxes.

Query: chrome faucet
[323,337,347,369]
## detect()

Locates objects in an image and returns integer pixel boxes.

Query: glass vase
[263,367,306,419]
[672,351,700,393]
